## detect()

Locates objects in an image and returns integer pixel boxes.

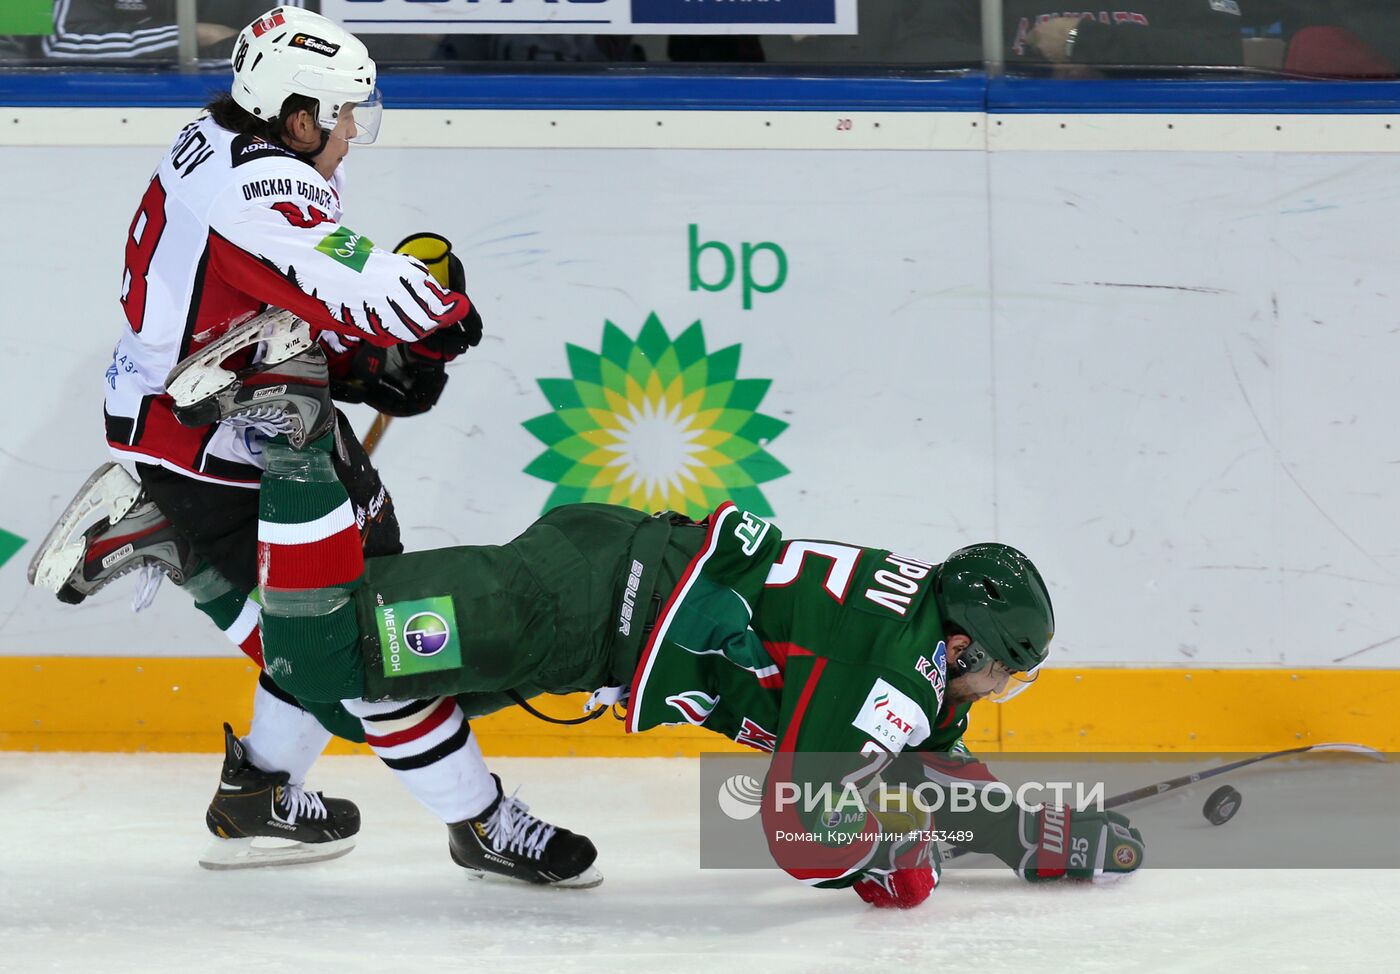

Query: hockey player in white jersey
[30,6,483,869]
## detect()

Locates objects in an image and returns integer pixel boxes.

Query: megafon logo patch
[291,33,341,57]
[523,313,789,519]
[403,612,450,657]
[377,596,461,677]
[315,226,373,273]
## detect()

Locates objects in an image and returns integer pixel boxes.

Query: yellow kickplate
[0,657,1392,754]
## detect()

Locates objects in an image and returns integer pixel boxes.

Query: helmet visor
[341,88,382,145]
[956,642,1040,704]
[986,663,1039,704]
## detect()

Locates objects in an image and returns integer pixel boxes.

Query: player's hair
[204,91,322,146]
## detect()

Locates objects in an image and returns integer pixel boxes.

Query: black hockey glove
[394,232,484,361]
[330,342,448,417]
[416,303,483,360]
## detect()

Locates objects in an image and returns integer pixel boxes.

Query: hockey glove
[330,342,448,417]
[394,232,483,361]
[853,803,940,909]
[998,805,1145,882]
[854,866,937,909]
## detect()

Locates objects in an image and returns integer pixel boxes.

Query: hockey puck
[1203,785,1242,826]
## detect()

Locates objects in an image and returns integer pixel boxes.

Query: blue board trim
[0,71,985,111]
[0,70,1397,114]
[988,77,1400,114]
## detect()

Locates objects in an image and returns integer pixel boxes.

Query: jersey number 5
[764,541,862,602]
[120,176,168,334]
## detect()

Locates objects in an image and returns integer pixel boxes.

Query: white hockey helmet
[231,7,381,144]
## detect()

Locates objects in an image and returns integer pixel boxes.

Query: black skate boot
[28,462,199,605]
[165,310,336,450]
[201,723,360,870]
[448,775,602,888]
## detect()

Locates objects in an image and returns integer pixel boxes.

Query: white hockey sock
[243,677,333,785]
[342,696,497,823]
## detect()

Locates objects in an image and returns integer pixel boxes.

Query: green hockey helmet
[934,543,1054,700]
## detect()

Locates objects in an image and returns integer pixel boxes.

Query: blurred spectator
[1006,0,1247,71]
[433,33,644,64]
[763,0,977,66]
[17,0,305,61]
[666,36,764,63]
[1282,25,1395,78]
[1269,0,1397,78]
[0,35,30,59]
[1006,0,1397,78]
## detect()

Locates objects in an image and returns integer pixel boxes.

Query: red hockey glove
[854,866,937,909]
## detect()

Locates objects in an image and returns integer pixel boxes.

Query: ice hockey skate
[201,723,360,870]
[27,462,199,605]
[448,775,602,888]
[164,309,335,449]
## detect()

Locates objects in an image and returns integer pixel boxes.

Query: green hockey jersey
[626,503,973,886]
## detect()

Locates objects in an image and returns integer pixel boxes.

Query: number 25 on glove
[1015,805,1144,881]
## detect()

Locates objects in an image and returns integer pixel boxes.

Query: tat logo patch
[523,314,788,519]
[666,690,719,725]
[316,226,373,273]
[852,678,927,751]
[377,595,461,677]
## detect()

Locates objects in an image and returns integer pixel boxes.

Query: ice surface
[0,753,1391,974]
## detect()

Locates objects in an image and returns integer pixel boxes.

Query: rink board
[1,657,1395,754]
[2,79,1399,754]
[4,117,1400,671]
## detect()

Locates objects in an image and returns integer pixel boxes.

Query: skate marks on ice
[0,753,1393,974]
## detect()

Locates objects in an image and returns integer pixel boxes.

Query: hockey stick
[944,741,1381,860]
[1100,741,1382,810]
[362,413,392,457]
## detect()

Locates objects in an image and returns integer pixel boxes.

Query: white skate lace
[485,790,556,861]
[130,565,165,613]
[275,783,329,825]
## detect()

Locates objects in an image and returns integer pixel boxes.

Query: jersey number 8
[121,176,169,334]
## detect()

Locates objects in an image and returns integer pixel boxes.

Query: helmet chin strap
[291,128,331,164]
[274,107,332,164]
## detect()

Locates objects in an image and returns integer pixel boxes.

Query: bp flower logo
[523,314,789,518]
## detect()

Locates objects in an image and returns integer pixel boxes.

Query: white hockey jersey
[104,114,471,485]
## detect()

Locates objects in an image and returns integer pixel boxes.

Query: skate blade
[460,863,604,890]
[198,835,355,871]
[28,462,141,592]
[165,309,311,408]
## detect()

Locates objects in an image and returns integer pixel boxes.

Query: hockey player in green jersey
[152,312,1146,903]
